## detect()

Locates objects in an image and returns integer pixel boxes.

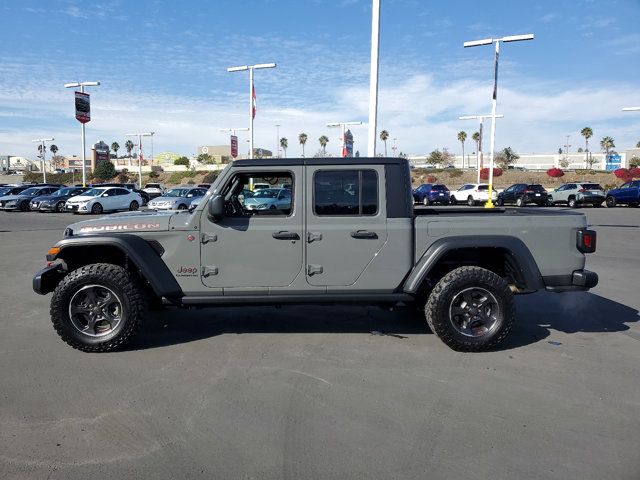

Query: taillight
[525,190,534,193]
[579,188,586,192]
[577,229,596,253]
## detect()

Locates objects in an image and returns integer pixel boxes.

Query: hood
[33,194,66,202]
[66,194,99,203]
[68,210,177,235]
[0,194,26,202]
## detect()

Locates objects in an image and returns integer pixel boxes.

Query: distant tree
[111,141,120,159]
[280,137,288,158]
[577,147,583,153]
[495,147,519,169]
[319,135,329,157]
[559,157,570,169]
[298,132,308,157]
[600,136,615,159]
[49,144,58,157]
[558,147,563,155]
[630,157,640,168]
[379,130,389,156]
[426,149,454,167]
[457,131,467,168]
[93,160,116,180]
[636,140,640,148]
[472,131,480,153]
[580,127,593,155]
[355,150,360,157]
[398,151,408,159]
[196,153,214,164]
[174,156,190,167]
[125,140,134,163]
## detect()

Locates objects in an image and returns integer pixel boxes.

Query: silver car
[243,188,292,212]
[548,182,605,208]
[147,187,207,210]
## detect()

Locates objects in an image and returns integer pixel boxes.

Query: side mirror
[208,194,224,221]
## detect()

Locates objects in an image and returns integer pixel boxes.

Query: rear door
[305,166,387,286]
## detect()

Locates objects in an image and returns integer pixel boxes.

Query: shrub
[479,167,503,180]
[203,171,220,184]
[629,157,640,168]
[614,168,631,181]
[546,168,565,178]
[168,171,197,184]
[117,168,129,183]
[186,179,195,185]
[93,161,117,180]
[174,156,190,167]
[574,169,597,175]
[448,169,463,178]
[629,167,640,178]
[148,170,160,179]
[23,171,76,184]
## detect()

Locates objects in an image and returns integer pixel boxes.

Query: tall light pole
[564,135,571,166]
[64,81,100,187]
[227,63,276,159]
[125,132,153,188]
[367,0,381,157]
[275,124,281,157]
[327,121,362,157]
[392,137,397,157]
[622,107,640,111]
[459,114,504,183]
[31,138,54,183]
[464,33,534,208]
[149,131,155,166]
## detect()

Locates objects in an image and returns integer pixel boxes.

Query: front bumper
[545,269,599,292]
[33,263,65,295]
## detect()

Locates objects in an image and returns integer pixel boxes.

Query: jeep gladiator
[33,157,598,352]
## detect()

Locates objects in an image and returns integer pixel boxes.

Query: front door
[305,166,387,286]
[200,168,304,289]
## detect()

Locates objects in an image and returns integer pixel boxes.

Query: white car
[142,183,164,199]
[147,187,207,210]
[450,183,498,206]
[65,187,143,214]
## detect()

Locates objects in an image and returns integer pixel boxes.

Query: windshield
[145,184,160,188]
[21,187,46,196]
[0,187,10,196]
[432,185,447,191]
[82,188,107,197]
[477,185,489,191]
[164,188,189,197]
[53,188,74,196]
[252,189,279,198]
[528,185,546,192]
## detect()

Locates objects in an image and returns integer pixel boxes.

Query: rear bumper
[578,195,605,204]
[545,269,598,292]
[33,263,65,295]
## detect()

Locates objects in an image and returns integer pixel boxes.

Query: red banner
[75,91,90,124]
[230,135,238,158]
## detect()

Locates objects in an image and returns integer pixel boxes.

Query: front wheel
[605,196,616,208]
[19,201,30,212]
[129,201,139,211]
[55,201,65,213]
[50,263,147,352]
[91,202,103,214]
[424,266,515,352]
[467,196,475,207]
[450,196,457,205]
[177,204,187,210]
[496,198,504,206]
[516,197,524,207]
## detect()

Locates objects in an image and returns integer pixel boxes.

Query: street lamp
[226,63,276,159]
[64,81,100,186]
[275,124,281,157]
[327,121,362,157]
[464,33,534,208]
[622,107,640,111]
[125,132,154,188]
[31,138,54,183]
[367,0,381,157]
[459,115,504,184]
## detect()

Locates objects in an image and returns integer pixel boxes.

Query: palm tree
[379,130,389,156]
[125,140,134,166]
[319,135,329,157]
[280,137,288,158]
[600,136,615,160]
[49,144,58,157]
[298,133,308,157]
[111,141,120,160]
[580,128,593,166]
[471,132,480,168]
[457,131,467,168]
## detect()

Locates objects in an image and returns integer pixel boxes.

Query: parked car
[252,183,270,191]
[413,183,450,205]
[197,183,212,189]
[99,183,149,205]
[0,185,31,198]
[65,187,142,214]
[450,183,498,206]
[497,183,548,207]
[142,183,164,199]
[604,180,640,207]
[548,182,606,208]
[243,187,292,212]
[0,185,63,211]
[30,187,91,212]
[147,187,207,210]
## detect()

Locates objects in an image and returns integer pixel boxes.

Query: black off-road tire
[424,266,515,352]
[50,263,147,352]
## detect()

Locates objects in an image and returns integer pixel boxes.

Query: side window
[117,189,129,195]
[314,169,378,216]
[620,183,630,189]
[221,172,294,217]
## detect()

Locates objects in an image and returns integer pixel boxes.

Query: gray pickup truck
[33,157,598,352]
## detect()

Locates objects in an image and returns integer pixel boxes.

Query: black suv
[497,183,548,207]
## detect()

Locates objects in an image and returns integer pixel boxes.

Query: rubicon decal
[79,223,162,233]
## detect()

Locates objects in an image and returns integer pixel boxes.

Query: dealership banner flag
[252,84,257,119]
[75,91,90,124]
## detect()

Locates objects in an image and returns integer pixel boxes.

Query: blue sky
[1,0,639,159]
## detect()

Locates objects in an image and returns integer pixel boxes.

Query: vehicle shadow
[128,292,639,351]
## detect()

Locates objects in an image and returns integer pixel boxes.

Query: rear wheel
[467,196,475,207]
[450,196,457,205]
[568,197,578,208]
[605,196,616,208]
[50,263,147,352]
[129,201,139,211]
[55,201,65,213]
[424,266,515,352]
[91,203,103,214]
[423,197,429,206]
[516,197,524,207]
[496,198,504,206]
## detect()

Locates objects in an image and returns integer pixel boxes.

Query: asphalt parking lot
[1,207,639,479]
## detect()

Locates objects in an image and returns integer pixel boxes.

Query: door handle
[350,230,378,239]
[272,231,300,240]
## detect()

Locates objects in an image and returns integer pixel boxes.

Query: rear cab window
[314,169,378,216]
